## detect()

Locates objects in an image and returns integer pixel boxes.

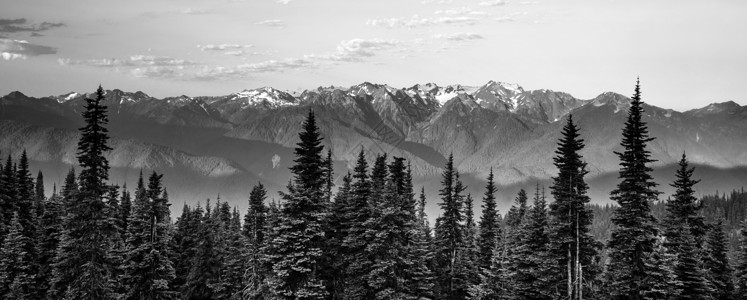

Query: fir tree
[507,184,553,300]
[266,110,329,299]
[35,185,64,299]
[34,170,45,219]
[434,154,468,300]
[119,184,132,237]
[704,220,735,300]
[339,149,373,299]
[51,85,117,299]
[244,182,269,299]
[0,214,34,299]
[606,80,661,300]
[736,215,747,296]
[663,153,712,299]
[477,168,500,272]
[663,153,708,252]
[505,189,527,229]
[672,225,713,299]
[640,236,679,300]
[123,171,177,300]
[548,114,600,299]
[0,155,15,239]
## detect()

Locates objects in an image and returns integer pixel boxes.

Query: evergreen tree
[704,220,735,300]
[606,80,661,299]
[505,189,527,229]
[477,169,500,272]
[737,215,747,295]
[663,153,712,299]
[640,236,679,300]
[185,199,222,299]
[0,214,34,299]
[672,225,712,299]
[266,110,329,299]
[35,185,65,299]
[324,149,334,203]
[244,182,269,299]
[507,184,553,299]
[325,172,351,299]
[0,155,15,239]
[548,114,600,299]
[663,153,708,252]
[409,185,435,300]
[119,184,132,236]
[15,151,36,247]
[434,154,469,300]
[34,170,45,218]
[214,206,247,300]
[123,171,177,300]
[339,149,373,299]
[51,85,117,299]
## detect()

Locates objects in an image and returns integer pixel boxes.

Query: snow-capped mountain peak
[230,87,298,109]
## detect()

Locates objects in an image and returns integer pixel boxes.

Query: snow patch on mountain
[231,87,298,109]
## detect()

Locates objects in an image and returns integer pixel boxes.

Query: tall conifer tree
[51,85,116,299]
[606,80,661,299]
[704,220,735,300]
[548,114,600,299]
[266,111,329,299]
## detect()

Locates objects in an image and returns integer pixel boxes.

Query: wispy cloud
[58,37,397,80]
[198,44,256,56]
[276,0,294,4]
[59,55,199,68]
[309,38,399,62]
[479,0,508,7]
[366,16,478,28]
[58,55,199,78]
[255,20,285,28]
[0,38,57,60]
[433,32,483,41]
[435,7,489,17]
[0,18,64,34]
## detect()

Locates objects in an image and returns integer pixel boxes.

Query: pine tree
[507,184,553,299]
[34,170,45,219]
[244,182,269,299]
[606,80,661,300]
[123,171,177,300]
[214,206,247,300]
[548,114,601,299]
[0,155,15,239]
[339,149,373,299]
[640,236,679,300]
[663,153,708,252]
[120,184,132,236]
[325,173,351,299]
[15,151,36,247]
[324,149,334,203]
[409,185,435,300]
[477,169,500,272]
[434,153,468,300]
[505,189,527,229]
[0,214,34,299]
[50,85,117,299]
[35,185,65,299]
[673,225,713,299]
[737,215,747,296]
[663,153,712,299]
[266,110,329,299]
[704,220,735,300]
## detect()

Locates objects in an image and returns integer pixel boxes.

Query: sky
[1,0,746,111]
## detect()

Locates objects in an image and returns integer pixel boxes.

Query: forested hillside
[0,83,746,299]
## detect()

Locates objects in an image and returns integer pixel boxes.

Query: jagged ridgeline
[2,81,747,218]
[0,82,746,299]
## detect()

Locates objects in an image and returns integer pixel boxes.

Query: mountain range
[2,81,746,216]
